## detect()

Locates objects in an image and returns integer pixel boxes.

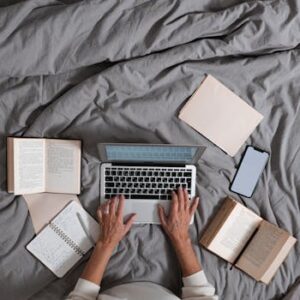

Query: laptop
[98,143,205,224]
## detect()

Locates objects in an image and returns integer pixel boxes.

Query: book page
[26,225,82,277]
[52,201,100,254]
[207,204,262,263]
[45,139,81,194]
[13,139,45,194]
[235,221,293,282]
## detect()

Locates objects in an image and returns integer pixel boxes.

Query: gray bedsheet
[0,0,299,299]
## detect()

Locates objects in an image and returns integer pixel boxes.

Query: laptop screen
[104,144,198,163]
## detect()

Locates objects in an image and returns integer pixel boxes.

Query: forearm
[173,238,202,277]
[80,242,114,285]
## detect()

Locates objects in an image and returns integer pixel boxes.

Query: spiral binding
[49,223,85,257]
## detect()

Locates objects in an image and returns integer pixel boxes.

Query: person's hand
[158,187,199,250]
[97,195,136,250]
[158,187,201,276]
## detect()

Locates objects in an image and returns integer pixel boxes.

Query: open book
[200,197,297,284]
[26,201,99,277]
[7,137,81,195]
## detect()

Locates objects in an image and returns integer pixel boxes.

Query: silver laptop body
[98,143,205,224]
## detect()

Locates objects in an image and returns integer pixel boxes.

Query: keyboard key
[131,194,158,199]
[106,182,114,187]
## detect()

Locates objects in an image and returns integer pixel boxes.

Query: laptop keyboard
[104,166,193,200]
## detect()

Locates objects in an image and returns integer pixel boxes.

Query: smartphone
[230,146,269,198]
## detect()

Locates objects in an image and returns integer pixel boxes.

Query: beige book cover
[23,193,81,233]
[179,75,264,156]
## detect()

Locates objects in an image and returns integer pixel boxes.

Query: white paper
[208,205,262,263]
[14,139,45,194]
[26,201,100,277]
[45,140,81,194]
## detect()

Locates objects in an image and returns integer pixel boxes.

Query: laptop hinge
[110,162,186,168]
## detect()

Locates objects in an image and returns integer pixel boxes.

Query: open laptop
[98,143,205,224]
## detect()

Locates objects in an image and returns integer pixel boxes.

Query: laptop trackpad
[123,200,170,224]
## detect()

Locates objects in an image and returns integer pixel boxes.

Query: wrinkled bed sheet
[0,0,299,299]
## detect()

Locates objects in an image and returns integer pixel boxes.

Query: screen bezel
[97,143,205,165]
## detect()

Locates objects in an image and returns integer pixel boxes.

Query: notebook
[23,193,81,234]
[26,201,99,277]
[179,75,264,156]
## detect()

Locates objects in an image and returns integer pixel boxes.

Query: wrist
[172,237,192,252]
[95,241,115,254]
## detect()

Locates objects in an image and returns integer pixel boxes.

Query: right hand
[158,187,199,249]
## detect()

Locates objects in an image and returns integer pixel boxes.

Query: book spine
[200,197,236,247]
[49,223,85,257]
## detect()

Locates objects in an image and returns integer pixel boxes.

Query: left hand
[97,195,136,250]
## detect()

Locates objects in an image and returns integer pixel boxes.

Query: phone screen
[230,146,269,197]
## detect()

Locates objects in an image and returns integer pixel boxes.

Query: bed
[0,0,299,299]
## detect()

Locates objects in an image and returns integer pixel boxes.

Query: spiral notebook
[26,201,99,277]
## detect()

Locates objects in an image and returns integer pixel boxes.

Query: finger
[124,213,137,234]
[101,200,110,216]
[183,188,190,209]
[170,190,178,215]
[177,186,184,210]
[109,196,117,215]
[158,204,167,228]
[97,208,102,223]
[117,194,125,218]
[189,197,199,215]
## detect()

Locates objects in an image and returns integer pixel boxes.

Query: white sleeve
[181,271,218,300]
[66,279,100,300]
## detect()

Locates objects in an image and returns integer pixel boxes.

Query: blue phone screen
[230,147,269,197]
